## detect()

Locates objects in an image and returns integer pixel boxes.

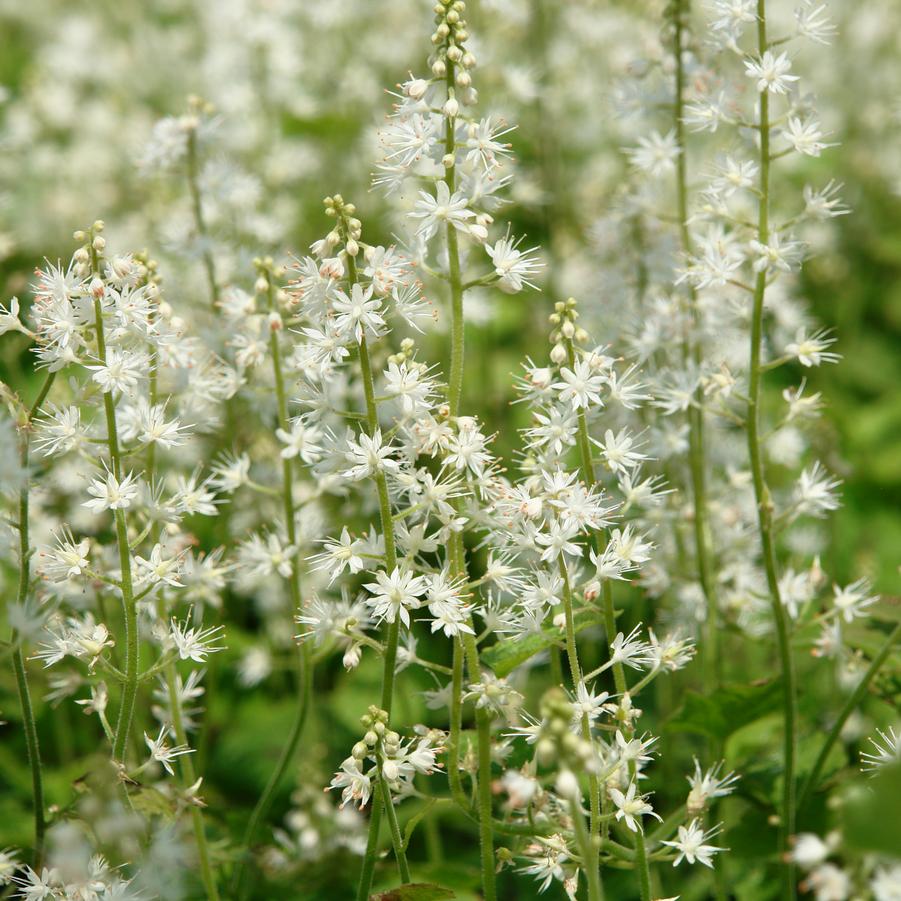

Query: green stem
[10,369,56,867]
[633,827,652,901]
[379,774,412,884]
[558,557,603,897]
[797,622,901,808]
[748,5,797,898]
[233,287,312,899]
[571,794,604,901]
[164,666,220,899]
[186,127,218,310]
[91,295,140,763]
[672,0,720,687]
[476,710,497,901]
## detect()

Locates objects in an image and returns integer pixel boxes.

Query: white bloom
[364,567,428,627]
[626,130,681,176]
[410,181,476,239]
[609,782,661,832]
[744,51,799,94]
[661,820,726,867]
[485,235,542,293]
[276,417,323,463]
[83,469,140,513]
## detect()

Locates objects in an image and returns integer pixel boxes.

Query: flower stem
[186,127,218,310]
[558,557,604,899]
[672,0,720,687]
[233,279,312,899]
[90,293,141,764]
[11,369,56,868]
[748,5,797,897]
[797,622,900,808]
[379,774,412,884]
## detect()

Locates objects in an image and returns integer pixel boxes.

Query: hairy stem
[233,281,312,899]
[672,0,720,686]
[186,127,218,310]
[748,4,797,897]
[797,622,900,808]
[11,369,56,867]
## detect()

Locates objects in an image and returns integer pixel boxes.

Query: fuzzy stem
[91,294,141,764]
[748,5,797,897]
[440,63,496,901]
[797,622,900,808]
[571,793,604,901]
[186,127,218,310]
[672,0,721,686]
[10,369,56,868]
[558,557,604,898]
[565,337,628,696]
[233,284,312,899]
[164,667,220,900]
[379,774,412,884]
[347,249,408,899]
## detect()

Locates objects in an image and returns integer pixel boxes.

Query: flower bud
[555,769,581,801]
[90,277,105,298]
[550,343,567,364]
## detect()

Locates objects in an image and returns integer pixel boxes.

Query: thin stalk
[11,369,56,867]
[558,558,604,898]
[570,794,603,901]
[440,71,496,900]
[633,827,652,901]
[348,250,408,899]
[748,4,797,897]
[233,283,312,900]
[186,128,218,310]
[797,622,900,808]
[565,337,628,697]
[379,775,412,884]
[164,667,220,899]
[91,295,140,763]
[672,0,720,686]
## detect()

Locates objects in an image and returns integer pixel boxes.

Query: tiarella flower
[332,283,386,343]
[85,347,147,395]
[410,181,476,240]
[553,360,605,411]
[276,417,323,463]
[661,820,726,867]
[485,235,543,293]
[83,469,140,513]
[861,726,901,773]
[744,51,799,94]
[169,614,226,663]
[343,429,401,480]
[144,724,194,776]
[609,782,662,832]
[309,527,367,583]
[782,116,833,157]
[794,462,841,518]
[785,328,841,367]
[328,757,372,810]
[625,130,681,176]
[830,578,878,622]
[364,567,428,627]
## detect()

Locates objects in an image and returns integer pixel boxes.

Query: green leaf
[401,797,437,852]
[370,883,456,901]
[665,679,783,742]
[841,764,901,856]
[481,610,596,677]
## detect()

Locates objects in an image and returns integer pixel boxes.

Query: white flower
[276,417,323,463]
[144,724,194,775]
[86,347,147,395]
[785,328,840,367]
[364,567,428,627]
[744,51,799,94]
[783,116,833,157]
[343,429,401,481]
[485,235,542,293]
[329,756,372,809]
[593,428,647,474]
[749,234,804,273]
[134,544,184,589]
[626,130,681,176]
[661,819,726,867]
[861,726,900,773]
[332,283,385,343]
[553,360,605,410]
[410,181,476,239]
[309,527,367,584]
[794,462,841,518]
[830,578,878,623]
[609,782,661,832]
[170,614,225,663]
[83,469,140,513]
[0,296,30,336]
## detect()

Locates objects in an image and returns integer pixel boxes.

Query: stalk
[570,793,603,901]
[186,126,218,310]
[379,773,412,884]
[344,248,409,899]
[797,622,900,808]
[89,289,141,764]
[441,62,496,901]
[558,558,604,899]
[10,369,56,867]
[748,4,797,896]
[672,0,720,685]
[233,273,313,900]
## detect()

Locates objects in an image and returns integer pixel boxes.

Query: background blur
[1,0,899,897]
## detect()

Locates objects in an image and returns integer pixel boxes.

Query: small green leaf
[666,679,783,742]
[370,883,456,901]
[401,797,437,852]
[481,610,596,677]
